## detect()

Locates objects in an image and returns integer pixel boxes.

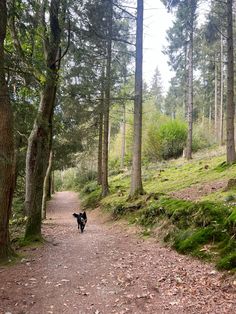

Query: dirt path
[0,192,235,314]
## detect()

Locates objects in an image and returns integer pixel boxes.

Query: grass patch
[217,252,236,271]
[20,235,44,247]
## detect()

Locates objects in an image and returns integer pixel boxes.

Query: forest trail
[0,192,236,314]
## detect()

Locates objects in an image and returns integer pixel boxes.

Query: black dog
[73,212,87,233]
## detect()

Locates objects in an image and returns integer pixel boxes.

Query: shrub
[54,168,97,192]
[158,120,187,159]
[81,187,101,209]
[192,123,215,152]
[76,169,97,187]
[144,118,187,161]
[81,181,99,194]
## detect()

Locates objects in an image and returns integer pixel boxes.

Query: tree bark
[226,0,235,164]
[219,33,224,145]
[0,0,15,259]
[42,150,53,220]
[97,96,103,185]
[130,0,144,196]
[25,0,61,240]
[185,6,194,160]
[101,0,113,197]
[120,103,126,169]
[214,59,218,141]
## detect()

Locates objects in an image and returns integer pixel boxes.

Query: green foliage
[81,186,101,209]
[173,227,215,253]
[138,201,164,226]
[81,181,99,194]
[216,252,236,271]
[158,120,187,159]
[112,203,126,217]
[214,161,229,172]
[76,170,97,187]
[54,168,97,192]
[192,123,216,152]
[224,194,236,202]
[226,209,236,235]
[144,117,187,161]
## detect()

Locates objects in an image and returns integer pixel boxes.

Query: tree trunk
[184,38,188,119]
[98,66,105,185]
[97,101,103,185]
[185,8,193,160]
[226,0,236,164]
[214,59,218,141]
[0,0,15,260]
[25,0,61,240]
[101,0,113,197]
[42,150,53,220]
[51,171,55,194]
[25,81,57,239]
[209,103,212,130]
[120,103,126,169]
[220,33,224,145]
[130,0,144,196]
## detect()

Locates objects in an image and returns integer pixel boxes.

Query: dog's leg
[80,223,84,233]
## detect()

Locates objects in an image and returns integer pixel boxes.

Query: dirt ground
[0,191,236,314]
[170,180,227,201]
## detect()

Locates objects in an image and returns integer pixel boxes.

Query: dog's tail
[73,213,79,218]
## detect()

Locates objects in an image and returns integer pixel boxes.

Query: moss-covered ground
[80,147,236,272]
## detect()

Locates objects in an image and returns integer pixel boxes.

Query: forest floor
[0,191,236,314]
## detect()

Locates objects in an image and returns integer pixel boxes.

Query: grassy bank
[79,147,236,272]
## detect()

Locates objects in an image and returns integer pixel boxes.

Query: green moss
[217,252,236,271]
[218,238,236,256]
[214,161,230,172]
[20,235,44,246]
[173,227,223,253]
